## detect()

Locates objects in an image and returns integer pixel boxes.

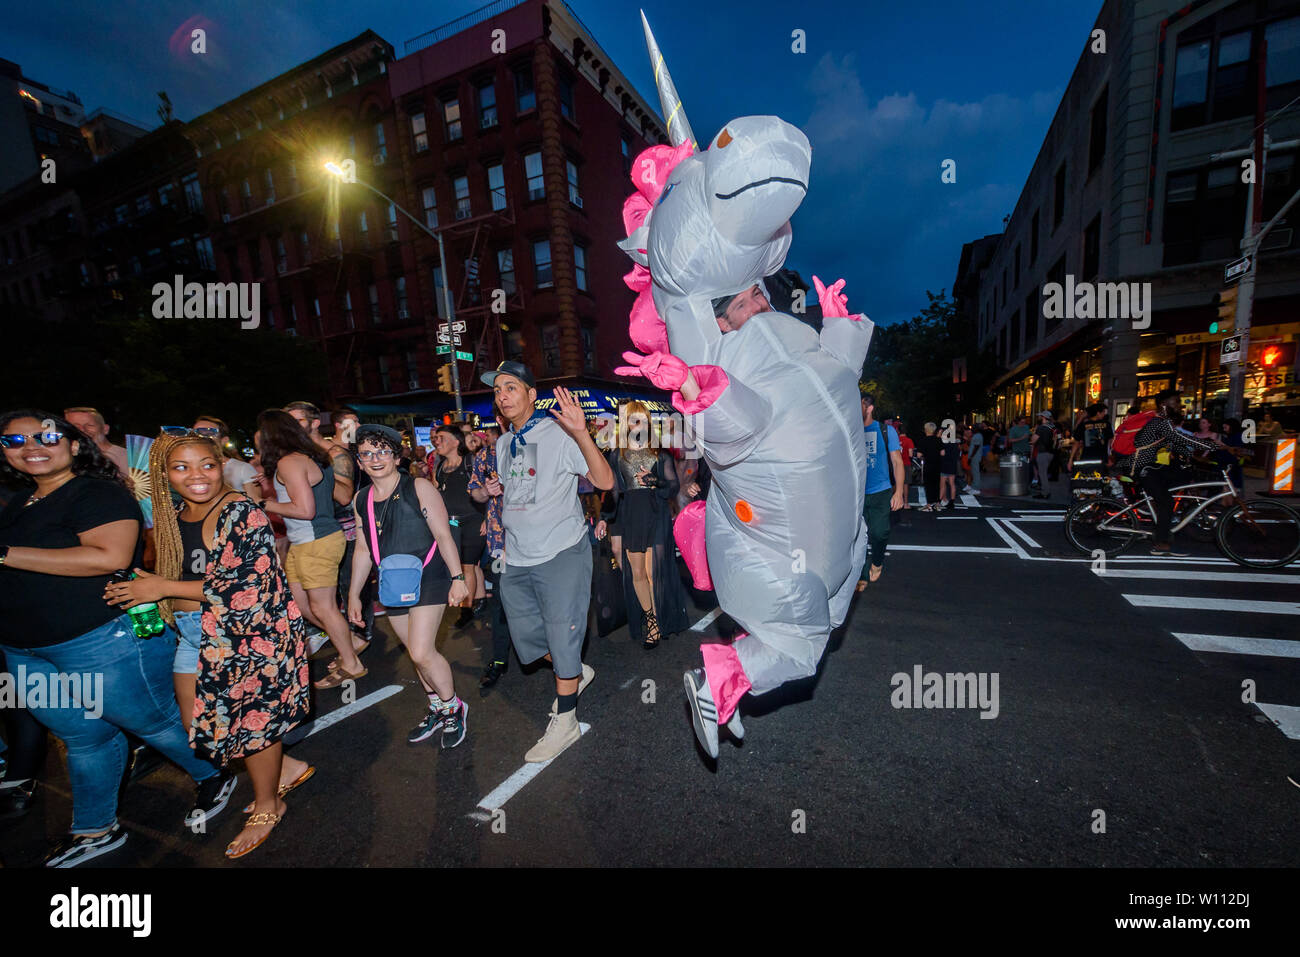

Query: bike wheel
[1064,497,1137,558]
[1185,501,1227,543]
[1217,499,1300,568]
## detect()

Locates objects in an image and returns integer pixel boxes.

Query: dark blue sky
[10,0,1101,324]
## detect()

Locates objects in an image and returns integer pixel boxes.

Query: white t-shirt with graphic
[496,417,589,567]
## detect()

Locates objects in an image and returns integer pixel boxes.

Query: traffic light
[436,364,454,393]
[1212,285,1238,334]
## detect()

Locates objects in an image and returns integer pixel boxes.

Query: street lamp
[323,161,462,415]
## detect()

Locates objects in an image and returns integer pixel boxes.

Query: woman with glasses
[250,410,359,690]
[348,425,469,748]
[432,424,486,629]
[0,410,233,867]
[104,429,312,858]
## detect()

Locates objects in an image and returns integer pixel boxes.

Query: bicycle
[1063,465,1300,568]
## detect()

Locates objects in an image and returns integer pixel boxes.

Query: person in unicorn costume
[614,12,874,761]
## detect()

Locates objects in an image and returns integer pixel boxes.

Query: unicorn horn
[640,9,696,149]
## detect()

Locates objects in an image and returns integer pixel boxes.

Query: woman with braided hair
[105,429,312,859]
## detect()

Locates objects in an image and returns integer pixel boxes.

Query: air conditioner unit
[572,195,583,209]
[397,307,410,319]
[373,152,387,166]
[455,208,471,220]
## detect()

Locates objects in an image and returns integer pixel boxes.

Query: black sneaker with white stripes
[188,772,237,829]
[683,668,720,759]
[408,706,446,744]
[44,822,128,867]
[440,699,468,750]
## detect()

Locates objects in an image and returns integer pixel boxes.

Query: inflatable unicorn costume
[614,13,874,760]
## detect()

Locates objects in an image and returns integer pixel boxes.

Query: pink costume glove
[812,275,862,321]
[614,350,690,391]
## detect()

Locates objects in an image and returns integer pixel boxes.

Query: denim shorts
[173,610,204,675]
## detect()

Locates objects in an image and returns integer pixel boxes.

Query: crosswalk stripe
[1002,521,1041,549]
[1096,569,1300,584]
[1173,633,1300,658]
[961,494,981,507]
[1123,594,1300,615]
[1255,703,1300,740]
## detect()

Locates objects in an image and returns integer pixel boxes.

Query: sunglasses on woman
[160,426,220,438]
[0,431,64,448]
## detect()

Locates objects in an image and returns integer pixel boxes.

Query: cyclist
[1114,389,1217,556]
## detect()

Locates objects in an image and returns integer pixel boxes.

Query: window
[1213,31,1252,123]
[478,81,498,128]
[411,111,429,153]
[287,159,299,194]
[541,322,560,373]
[374,122,387,162]
[431,264,446,319]
[341,291,354,329]
[1083,214,1101,280]
[525,151,544,200]
[378,355,391,393]
[182,173,202,213]
[1001,268,1008,305]
[1162,166,1246,266]
[559,73,575,121]
[395,276,408,317]
[196,237,214,271]
[358,210,369,246]
[1053,163,1066,231]
[158,183,175,207]
[1088,85,1108,178]
[454,175,471,219]
[422,186,438,229]
[533,239,552,288]
[354,364,365,395]
[264,167,276,204]
[406,349,421,390]
[1171,39,1210,129]
[135,194,153,216]
[369,283,380,323]
[1262,151,1297,222]
[514,67,536,112]
[1044,255,1066,335]
[1010,310,1022,357]
[1013,244,1021,289]
[105,263,119,283]
[488,163,506,211]
[621,134,633,175]
[497,248,516,296]
[1030,209,1040,265]
[275,237,288,274]
[444,97,462,141]
[240,179,252,214]
[114,203,129,223]
[1267,16,1300,108]
[385,203,399,242]
[347,134,357,158]
[581,326,596,374]
[574,244,587,291]
[298,229,311,265]
[505,329,524,362]
[566,159,582,206]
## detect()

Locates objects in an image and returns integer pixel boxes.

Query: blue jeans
[1,614,219,834]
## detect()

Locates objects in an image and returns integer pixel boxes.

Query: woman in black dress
[432,425,486,628]
[608,402,689,648]
[915,421,945,512]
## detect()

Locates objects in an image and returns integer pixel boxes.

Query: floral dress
[191,497,311,765]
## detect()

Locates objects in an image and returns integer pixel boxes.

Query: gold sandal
[243,764,315,812]
[225,809,284,859]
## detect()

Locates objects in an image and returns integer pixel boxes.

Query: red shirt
[898,436,915,469]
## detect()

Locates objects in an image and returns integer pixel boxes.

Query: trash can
[1000,454,1029,496]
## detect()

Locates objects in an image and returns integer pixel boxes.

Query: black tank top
[435,457,478,519]
[359,474,440,564]
[176,492,234,581]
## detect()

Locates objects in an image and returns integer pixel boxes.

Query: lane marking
[468,722,593,820]
[1002,521,1042,549]
[690,608,723,632]
[1095,569,1300,584]
[619,676,638,690]
[1173,633,1300,658]
[961,494,982,508]
[985,518,1030,559]
[1255,703,1300,740]
[301,684,405,739]
[1123,595,1300,615]
[886,544,1015,553]
[937,516,980,520]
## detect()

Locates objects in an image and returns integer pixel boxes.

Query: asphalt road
[3,485,1298,867]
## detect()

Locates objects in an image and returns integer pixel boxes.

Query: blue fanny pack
[366,485,437,607]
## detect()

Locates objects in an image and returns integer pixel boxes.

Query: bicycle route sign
[1220,334,1243,364]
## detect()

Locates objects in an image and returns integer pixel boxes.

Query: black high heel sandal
[643,609,662,649]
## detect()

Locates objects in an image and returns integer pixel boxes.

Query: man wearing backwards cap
[477,361,615,762]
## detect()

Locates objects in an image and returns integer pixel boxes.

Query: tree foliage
[860,289,999,429]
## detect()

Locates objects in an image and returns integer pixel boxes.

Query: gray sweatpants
[499,535,592,680]
[1035,452,1054,497]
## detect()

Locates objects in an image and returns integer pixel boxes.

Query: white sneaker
[550,663,595,712]
[683,668,719,759]
[307,631,330,655]
[726,710,745,740]
[524,709,581,763]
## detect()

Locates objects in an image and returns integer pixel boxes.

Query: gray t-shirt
[496,417,589,567]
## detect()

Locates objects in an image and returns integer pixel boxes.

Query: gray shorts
[499,535,592,680]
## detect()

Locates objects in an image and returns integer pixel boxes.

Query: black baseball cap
[481,360,536,389]
[355,423,403,447]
